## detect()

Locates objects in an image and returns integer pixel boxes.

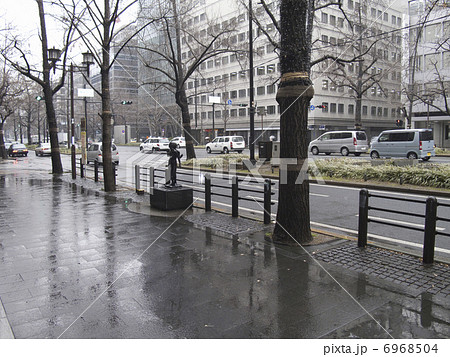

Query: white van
[205,136,245,154]
[370,129,435,161]
[309,131,368,156]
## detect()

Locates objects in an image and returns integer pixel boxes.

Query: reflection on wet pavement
[0,172,449,338]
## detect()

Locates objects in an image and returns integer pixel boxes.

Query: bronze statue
[166,141,183,187]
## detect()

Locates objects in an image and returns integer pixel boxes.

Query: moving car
[309,131,368,156]
[87,142,119,164]
[35,143,51,156]
[370,129,435,161]
[170,137,186,148]
[140,137,170,153]
[8,143,28,157]
[205,136,245,154]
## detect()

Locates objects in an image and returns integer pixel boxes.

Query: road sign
[77,88,94,97]
[208,96,221,104]
[310,105,315,111]
[227,99,232,105]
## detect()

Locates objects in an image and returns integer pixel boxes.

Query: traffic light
[121,101,133,105]
[236,103,248,107]
[396,119,403,127]
[35,96,44,101]
[316,104,327,109]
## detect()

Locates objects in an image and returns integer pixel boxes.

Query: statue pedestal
[150,186,193,211]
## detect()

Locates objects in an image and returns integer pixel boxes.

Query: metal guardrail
[134,165,275,224]
[75,158,117,187]
[358,188,449,264]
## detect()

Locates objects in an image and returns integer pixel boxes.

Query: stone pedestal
[150,186,193,211]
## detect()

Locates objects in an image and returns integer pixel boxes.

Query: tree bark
[38,0,63,174]
[272,0,313,245]
[101,0,115,192]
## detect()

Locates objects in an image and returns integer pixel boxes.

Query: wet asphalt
[0,161,449,339]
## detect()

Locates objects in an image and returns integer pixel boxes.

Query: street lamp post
[82,51,94,152]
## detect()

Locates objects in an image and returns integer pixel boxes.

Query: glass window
[330,103,336,113]
[321,12,328,24]
[338,104,344,114]
[348,104,354,114]
[322,102,328,112]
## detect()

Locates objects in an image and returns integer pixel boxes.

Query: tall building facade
[407,0,450,148]
[182,0,404,144]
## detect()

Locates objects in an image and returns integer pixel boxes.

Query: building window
[267,64,276,73]
[348,104,354,114]
[383,108,388,117]
[239,89,246,98]
[267,105,276,115]
[371,106,376,116]
[239,70,246,79]
[383,13,388,22]
[338,104,344,114]
[322,35,328,44]
[257,66,265,75]
[362,106,368,115]
[230,90,237,99]
[348,0,353,10]
[239,108,246,117]
[322,102,329,112]
[267,84,276,94]
[230,109,237,117]
[322,12,328,24]
[337,17,344,28]
[330,103,337,113]
[257,86,265,95]
[207,60,213,69]
[377,107,383,116]
[322,80,329,90]
[230,72,237,81]
[330,82,336,91]
[330,15,336,26]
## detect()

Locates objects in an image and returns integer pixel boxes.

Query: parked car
[140,137,170,153]
[205,136,246,154]
[35,143,51,156]
[4,141,13,150]
[87,142,119,164]
[309,130,368,156]
[370,129,435,161]
[170,137,186,148]
[8,143,28,157]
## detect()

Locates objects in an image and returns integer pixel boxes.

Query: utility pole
[249,0,255,162]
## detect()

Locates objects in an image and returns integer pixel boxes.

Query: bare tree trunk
[101,0,114,192]
[272,0,313,245]
[38,0,63,174]
[176,87,195,159]
[0,122,7,159]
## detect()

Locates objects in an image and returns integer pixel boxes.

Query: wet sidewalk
[0,168,449,338]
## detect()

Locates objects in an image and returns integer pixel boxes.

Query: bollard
[264,179,272,224]
[205,173,211,212]
[135,165,144,194]
[358,189,369,247]
[149,167,154,194]
[80,158,84,178]
[423,196,437,264]
[113,164,117,188]
[94,161,99,182]
[232,176,238,217]
[71,145,76,180]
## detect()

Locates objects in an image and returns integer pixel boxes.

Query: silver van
[87,142,119,164]
[370,129,435,161]
[309,131,368,156]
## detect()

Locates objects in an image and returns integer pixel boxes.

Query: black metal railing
[358,188,449,264]
[134,165,275,224]
[75,158,116,187]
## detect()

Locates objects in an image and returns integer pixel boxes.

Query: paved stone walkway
[0,169,449,339]
[314,243,450,298]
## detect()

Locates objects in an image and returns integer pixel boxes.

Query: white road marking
[309,221,450,255]
[358,215,446,232]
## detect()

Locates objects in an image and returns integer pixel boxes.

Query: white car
[35,143,51,156]
[140,137,170,153]
[205,136,245,154]
[170,137,186,148]
[87,142,119,164]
